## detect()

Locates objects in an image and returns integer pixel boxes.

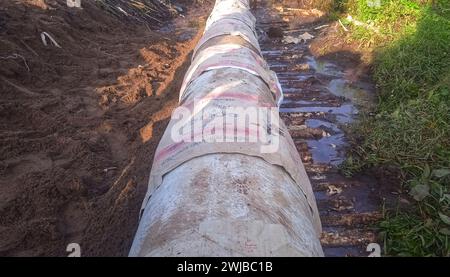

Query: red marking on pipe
[183,91,275,109]
[154,141,186,162]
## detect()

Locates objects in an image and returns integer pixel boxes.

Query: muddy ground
[255,1,401,256]
[0,0,212,256]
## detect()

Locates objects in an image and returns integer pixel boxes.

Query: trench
[254,2,382,256]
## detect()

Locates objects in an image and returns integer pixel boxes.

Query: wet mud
[255,1,383,256]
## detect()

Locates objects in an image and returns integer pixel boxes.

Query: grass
[335,0,450,256]
[340,0,422,46]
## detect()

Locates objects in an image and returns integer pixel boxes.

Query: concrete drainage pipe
[129,0,323,257]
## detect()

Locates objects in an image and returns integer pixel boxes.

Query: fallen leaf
[439,228,450,235]
[409,184,429,201]
[282,32,315,44]
[432,169,450,178]
[438,212,450,226]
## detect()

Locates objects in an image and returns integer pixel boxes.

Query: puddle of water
[306,135,346,165]
[306,56,343,77]
[269,64,288,68]
[305,119,346,165]
[280,103,358,124]
[278,75,314,83]
[281,99,328,106]
[327,79,372,106]
[261,50,284,55]
[306,119,341,133]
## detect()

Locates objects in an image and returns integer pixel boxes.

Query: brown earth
[0,0,211,256]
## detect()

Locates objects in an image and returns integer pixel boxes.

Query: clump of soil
[0,0,211,256]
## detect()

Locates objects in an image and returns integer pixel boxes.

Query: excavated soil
[0,0,211,256]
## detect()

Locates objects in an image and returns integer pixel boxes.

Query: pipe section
[129,0,323,257]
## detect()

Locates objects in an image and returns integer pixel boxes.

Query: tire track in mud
[255,3,383,256]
